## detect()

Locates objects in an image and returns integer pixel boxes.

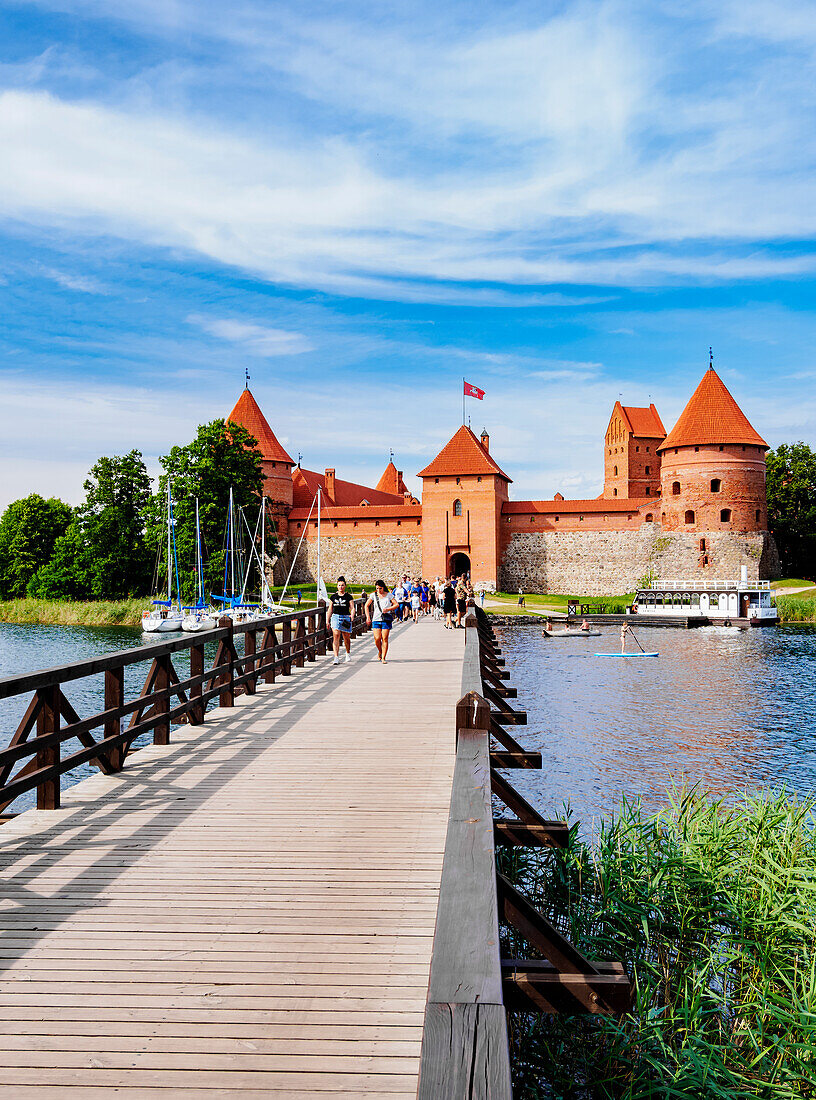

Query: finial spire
[709,346,714,369]
[245,366,250,389]
[389,448,394,463]
[297,452,302,468]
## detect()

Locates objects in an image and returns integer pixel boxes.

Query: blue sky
[1,0,816,510]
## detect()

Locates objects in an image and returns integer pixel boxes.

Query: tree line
[0,420,271,602]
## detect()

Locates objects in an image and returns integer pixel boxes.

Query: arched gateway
[449,552,471,578]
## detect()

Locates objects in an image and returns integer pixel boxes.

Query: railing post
[245,627,257,694]
[35,684,60,810]
[218,616,235,707]
[104,667,124,770]
[294,616,305,669]
[281,620,292,675]
[263,625,277,684]
[317,600,327,656]
[306,613,316,662]
[190,643,205,723]
[154,653,171,745]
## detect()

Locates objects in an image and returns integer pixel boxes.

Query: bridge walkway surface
[0,616,462,1098]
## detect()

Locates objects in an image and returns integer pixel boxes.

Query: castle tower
[375,460,408,497]
[657,367,768,532]
[227,388,295,534]
[417,426,510,584]
[603,403,665,499]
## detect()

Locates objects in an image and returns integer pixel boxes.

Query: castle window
[375,520,380,527]
[662,512,666,523]
[711,478,721,493]
[397,520,401,526]
[613,488,617,496]
[720,509,731,523]
[636,446,639,452]
[353,521,357,527]
[579,515,584,521]
[685,509,695,524]
[456,477,461,485]
[644,487,650,496]
[555,516,559,522]
[417,519,421,525]
[453,499,462,516]
[699,538,706,551]
[435,478,439,484]
[755,509,760,523]
[296,523,301,530]
[702,555,709,566]
[645,466,650,475]
[333,521,338,527]
[695,446,699,452]
[313,521,318,528]
[672,481,681,495]
[719,445,724,452]
[645,513,653,522]
[477,476,482,483]
[614,465,618,476]
[674,448,678,454]
[530,516,534,523]
[646,447,650,453]
[741,446,746,451]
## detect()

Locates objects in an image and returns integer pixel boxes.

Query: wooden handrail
[417,609,513,1098]
[0,597,370,813]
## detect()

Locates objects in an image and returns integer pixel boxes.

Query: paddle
[629,626,646,654]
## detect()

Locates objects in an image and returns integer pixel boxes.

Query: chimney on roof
[480,428,489,453]
[324,468,336,501]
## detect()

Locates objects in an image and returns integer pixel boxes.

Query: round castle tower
[657,366,768,532]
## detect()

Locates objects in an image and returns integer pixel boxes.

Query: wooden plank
[416,1004,512,1100]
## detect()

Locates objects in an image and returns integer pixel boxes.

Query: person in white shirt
[365,580,399,663]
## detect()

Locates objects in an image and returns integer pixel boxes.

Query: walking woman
[428,581,437,618]
[442,577,456,629]
[455,575,468,627]
[327,576,353,664]
[411,580,422,622]
[365,580,398,663]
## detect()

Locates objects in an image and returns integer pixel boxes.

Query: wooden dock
[0,617,461,1098]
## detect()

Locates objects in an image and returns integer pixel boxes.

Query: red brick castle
[227,365,778,594]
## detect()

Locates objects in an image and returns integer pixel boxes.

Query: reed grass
[0,597,147,627]
[777,597,816,623]
[500,789,816,1099]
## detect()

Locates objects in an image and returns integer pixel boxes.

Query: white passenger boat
[633,568,777,625]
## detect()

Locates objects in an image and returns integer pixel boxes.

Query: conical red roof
[417,425,511,481]
[227,388,294,465]
[658,368,767,452]
[375,461,408,496]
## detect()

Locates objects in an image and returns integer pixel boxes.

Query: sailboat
[182,499,217,632]
[212,487,247,621]
[142,482,184,633]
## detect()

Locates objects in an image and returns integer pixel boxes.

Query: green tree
[27,451,153,600]
[766,442,816,578]
[146,419,268,603]
[0,494,72,598]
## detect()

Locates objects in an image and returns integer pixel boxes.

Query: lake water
[2,621,815,823]
[495,622,816,827]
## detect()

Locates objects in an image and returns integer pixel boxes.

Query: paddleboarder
[620,621,630,653]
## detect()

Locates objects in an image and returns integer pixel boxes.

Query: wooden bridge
[0,602,631,1098]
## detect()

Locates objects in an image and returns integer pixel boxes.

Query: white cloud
[41,267,109,294]
[187,315,314,356]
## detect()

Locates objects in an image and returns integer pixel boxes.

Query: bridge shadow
[0,641,411,971]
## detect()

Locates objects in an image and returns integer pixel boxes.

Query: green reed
[776,597,816,623]
[500,789,816,1099]
[0,596,148,627]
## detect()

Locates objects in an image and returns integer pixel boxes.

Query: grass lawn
[488,591,634,615]
[772,578,815,592]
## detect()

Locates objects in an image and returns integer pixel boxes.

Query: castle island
[228,364,779,595]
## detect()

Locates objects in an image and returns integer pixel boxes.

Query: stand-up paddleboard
[595,652,658,658]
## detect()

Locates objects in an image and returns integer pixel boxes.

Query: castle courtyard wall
[499,528,779,595]
[285,534,422,585]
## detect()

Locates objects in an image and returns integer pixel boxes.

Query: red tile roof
[620,403,666,438]
[227,389,294,465]
[375,461,409,496]
[289,504,422,521]
[292,466,407,509]
[417,425,511,481]
[504,498,650,515]
[658,368,767,452]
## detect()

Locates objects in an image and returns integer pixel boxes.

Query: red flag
[464,381,485,400]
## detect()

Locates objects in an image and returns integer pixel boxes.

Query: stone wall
[499,528,780,595]
[282,534,422,585]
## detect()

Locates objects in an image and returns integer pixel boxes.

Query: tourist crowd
[326,572,478,665]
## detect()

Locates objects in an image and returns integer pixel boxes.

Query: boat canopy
[151,600,172,606]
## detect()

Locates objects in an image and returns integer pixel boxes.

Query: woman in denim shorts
[365,580,398,663]
[327,576,353,664]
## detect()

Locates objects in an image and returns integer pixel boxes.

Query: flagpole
[462,377,465,425]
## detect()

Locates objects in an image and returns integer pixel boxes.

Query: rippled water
[0,623,220,813]
[495,622,816,826]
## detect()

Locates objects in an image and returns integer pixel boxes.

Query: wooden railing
[0,598,370,815]
[417,605,632,1098]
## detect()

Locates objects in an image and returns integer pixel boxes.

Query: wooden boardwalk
[0,617,462,1098]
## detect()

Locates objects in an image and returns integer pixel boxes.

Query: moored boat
[142,482,183,633]
[633,567,777,625]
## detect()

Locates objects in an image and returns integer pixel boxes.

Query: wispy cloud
[187,314,314,356]
[41,267,109,294]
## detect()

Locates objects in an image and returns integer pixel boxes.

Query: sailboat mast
[195,498,203,603]
[229,488,236,599]
[260,497,267,606]
[317,487,321,599]
[166,481,172,603]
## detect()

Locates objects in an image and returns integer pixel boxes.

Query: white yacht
[142,483,183,633]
